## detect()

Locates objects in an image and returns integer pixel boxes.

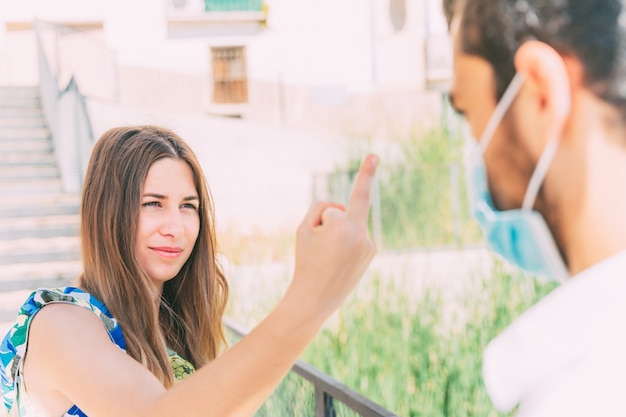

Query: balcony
[167,0,266,37]
[204,0,263,11]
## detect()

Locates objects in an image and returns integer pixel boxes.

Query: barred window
[211,46,248,104]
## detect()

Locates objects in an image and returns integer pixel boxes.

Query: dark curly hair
[444,0,626,113]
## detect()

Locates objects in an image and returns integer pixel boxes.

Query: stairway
[0,86,82,334]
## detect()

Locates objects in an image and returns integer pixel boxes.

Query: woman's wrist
[266,283,335,346]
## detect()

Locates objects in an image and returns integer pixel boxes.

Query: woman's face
[137,158,200,290]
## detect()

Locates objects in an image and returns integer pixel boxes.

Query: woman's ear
[514,40,573,142]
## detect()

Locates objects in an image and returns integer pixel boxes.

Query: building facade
[0,0,452,139]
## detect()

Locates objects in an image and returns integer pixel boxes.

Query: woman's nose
[160,208,184,237]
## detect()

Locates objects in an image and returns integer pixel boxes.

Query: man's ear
[514,41,573,141]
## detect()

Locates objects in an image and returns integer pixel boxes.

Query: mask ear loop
[479,72,526,152]
[522,134,560,210]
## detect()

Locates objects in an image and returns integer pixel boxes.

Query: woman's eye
[181,203,198,210]
[142,201,161,208]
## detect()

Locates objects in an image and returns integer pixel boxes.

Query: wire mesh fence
[224,318,398,417]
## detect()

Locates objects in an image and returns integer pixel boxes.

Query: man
[443,0,626,415]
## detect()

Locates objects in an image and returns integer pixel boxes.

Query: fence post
[450,162,461,246]
[371,171,383,249]
[315,387,338,417]
[315,386,325,417]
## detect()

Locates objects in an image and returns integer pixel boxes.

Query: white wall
[371,0,424,90]
[0,0,106,22]
[104,0,167,51]
[251,0,373,89]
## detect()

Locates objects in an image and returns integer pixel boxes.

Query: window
[211,46,248,104]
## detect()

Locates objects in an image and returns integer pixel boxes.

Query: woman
[0,125,378,417]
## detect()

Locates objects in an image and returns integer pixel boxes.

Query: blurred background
[0,1,557,416]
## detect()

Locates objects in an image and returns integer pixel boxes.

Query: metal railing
[34,19,95,193]
[223,317,399,417]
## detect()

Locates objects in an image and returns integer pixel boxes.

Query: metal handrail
[223,317,399,417]
[33,19,95,193]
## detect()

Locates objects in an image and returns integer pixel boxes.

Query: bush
[301,261,557,416]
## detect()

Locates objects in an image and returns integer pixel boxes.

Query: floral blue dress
[0,287,195,417]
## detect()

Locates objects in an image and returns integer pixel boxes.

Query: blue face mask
[464,72,569,282]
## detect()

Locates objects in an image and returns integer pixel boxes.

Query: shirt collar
[482,249,626,412]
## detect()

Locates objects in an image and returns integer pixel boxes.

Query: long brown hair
[79,125,229,387]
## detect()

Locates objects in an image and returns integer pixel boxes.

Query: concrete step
[0,194,80,218]
[0,178,63,195]
[0,164,58,180]
[0,151,55,165]
[0,127,50,139]
[0,86,39,98]
[0,96,41,109]
[0,214,79,240]
[0,138,53,153]
[0,245,81,328]
[0,261,81,292]
[0,115,46,128]
[0,107,44,118]
[0,236,81,265]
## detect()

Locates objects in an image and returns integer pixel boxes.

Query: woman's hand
[288,153,379,319]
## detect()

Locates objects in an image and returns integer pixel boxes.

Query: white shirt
[483,250,626,417]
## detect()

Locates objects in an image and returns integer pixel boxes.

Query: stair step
[0,96,40,108]
[0,116,46,128]
[0,194,80,218]
[0,236,81,265]
[0,261,81,292]
[0,151,55,165]
[0,107,44,117]
[0,178,63,195]
[0,215,79,239]
[0,86,39,98]
[0,127,50,139]
[0,164,58,180]
[0,138,53,152]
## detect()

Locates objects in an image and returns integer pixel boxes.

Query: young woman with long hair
[0,125,379,417]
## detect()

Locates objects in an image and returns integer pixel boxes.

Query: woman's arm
[25,154,379,417]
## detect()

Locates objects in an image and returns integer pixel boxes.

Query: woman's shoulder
[8,286,124,348]
[1,287,126,416]
[21,287,103,313]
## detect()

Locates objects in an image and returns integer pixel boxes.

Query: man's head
[446,0,626,275]
[445,0,626,108]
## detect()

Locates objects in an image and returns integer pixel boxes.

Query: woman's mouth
[150,246,183,259]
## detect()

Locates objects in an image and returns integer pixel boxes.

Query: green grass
[226,258,557,416]
[301,261,557,416]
